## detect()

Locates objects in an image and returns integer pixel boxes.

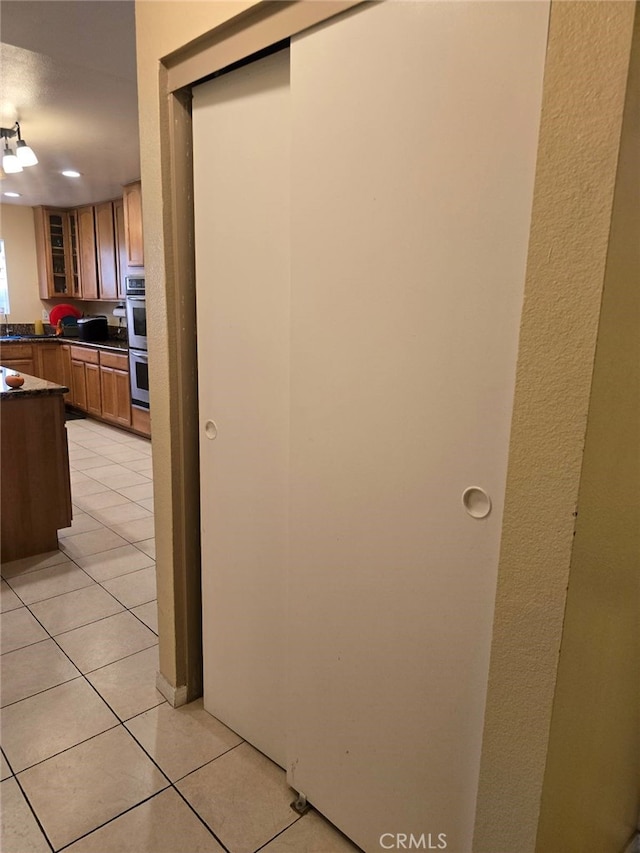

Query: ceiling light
[62,170,81,178]
[3,192,21,198]
[2,142,22,174]
[16,126,38,166]
[1,123,37,173]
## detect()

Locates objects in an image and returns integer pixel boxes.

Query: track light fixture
[1,122,38,174]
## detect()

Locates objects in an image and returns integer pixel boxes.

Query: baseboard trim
[156,671,188,707]
[623,832,640,853]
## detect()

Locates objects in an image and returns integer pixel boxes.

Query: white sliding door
[194,2,549,849]
[286,3,549,851]
[193,48,290,767]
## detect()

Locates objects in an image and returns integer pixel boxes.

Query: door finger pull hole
[462,486,491,519]
[204,420,218,440]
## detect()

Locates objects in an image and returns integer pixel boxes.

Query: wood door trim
[157,0,364,703]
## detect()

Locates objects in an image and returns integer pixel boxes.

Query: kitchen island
[1,367,72,562]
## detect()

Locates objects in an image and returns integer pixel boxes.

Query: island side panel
[1,393,72,562]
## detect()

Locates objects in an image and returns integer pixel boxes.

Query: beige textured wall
[0,204,42,323]
[473,3,637,851]
[135,1,258,689]
[536,11,640,851]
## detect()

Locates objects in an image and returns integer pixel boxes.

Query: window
[0,239,10,315]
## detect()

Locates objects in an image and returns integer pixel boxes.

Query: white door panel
[194,48,290,767]
[287,2,548,850]
[194,2,549,849]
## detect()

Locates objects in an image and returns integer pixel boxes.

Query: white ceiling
[0,1,140,208]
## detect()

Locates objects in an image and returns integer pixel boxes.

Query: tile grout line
[9,594,235,853]
[2,545,154,673]
[12,420,325,853]
[2,418,172,852]
[3,607,301,853]
[51,788,174,853]
[6,587,243,853]
[3,751,57,853]
[253,813,305,853]
[5,567,157,612]
[2,568,156,614]
[3,562,134,848]
[2,592,168,838]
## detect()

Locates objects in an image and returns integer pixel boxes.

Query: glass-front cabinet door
[47,211,69,295]
[67,210,81,297]
[34,206,78,298]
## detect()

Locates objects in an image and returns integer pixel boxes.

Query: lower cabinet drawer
[100,351,129,371]
[1,343,34,361]
[69,345,99,364]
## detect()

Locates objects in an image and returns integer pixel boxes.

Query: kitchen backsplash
[41,300,126,326]
[5,321,126,341]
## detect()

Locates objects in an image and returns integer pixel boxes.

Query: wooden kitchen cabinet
[131,405,151,438]
[86,363,102,416]
[1,342,72,403]
[35,195,132,300]
[78,201,120,300]
[70,345,100,414]
[100,351,131,427]
[77,205,99,300]
[114,197,129,298]
[67,210,81,298]
[37,346,60,381]
[70,359,87,409]
[33,207,79,298]
[35,344,63,386]
[0,342,36,376]
[1,340,141,434]
[69,345,133,425]
[123,181,144,268]
[60,344,73,404]
[95,201,118,300]
[25,340,145,436]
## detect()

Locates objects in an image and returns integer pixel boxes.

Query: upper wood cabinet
[33,207,80,298]
[77,205,99,300]
[34,188,141,301]
[67,210,81,298]
[123,181,144,269]
[79,201,121,300]
[113,198,129,299]
[95,201,118,300]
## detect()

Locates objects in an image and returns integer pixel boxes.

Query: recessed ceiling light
[61,170,81,178]
[3,191,21,198]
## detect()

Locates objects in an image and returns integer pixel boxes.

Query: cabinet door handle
[204,420,218,440]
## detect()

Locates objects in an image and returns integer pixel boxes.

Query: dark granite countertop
[1,366,69,400]
[0,335,129,352]
[64,337,130,352]
[0,334,60,343]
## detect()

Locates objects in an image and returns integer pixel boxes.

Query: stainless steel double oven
[125,276,149,410]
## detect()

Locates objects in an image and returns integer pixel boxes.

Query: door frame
[157,0,365,704]
[150,2,639,849]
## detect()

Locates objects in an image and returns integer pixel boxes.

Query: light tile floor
[1,416,360,853]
